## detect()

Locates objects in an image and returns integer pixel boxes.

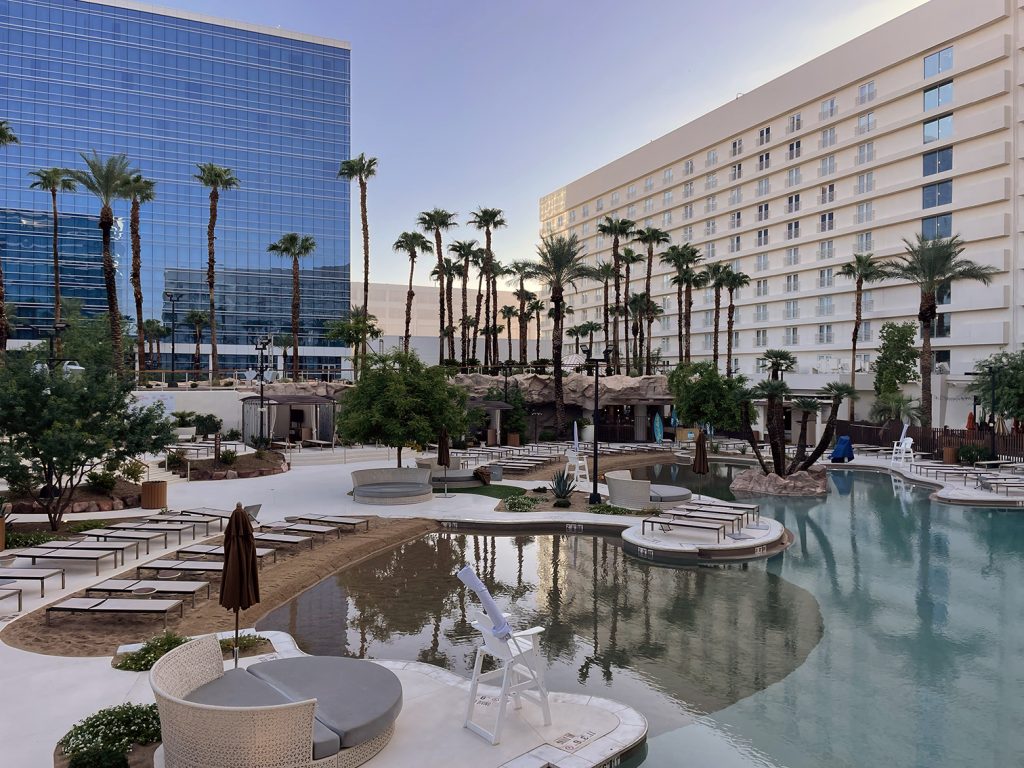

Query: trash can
[141,480,168,510]
[943,446,957,465]
[490,465,503,481]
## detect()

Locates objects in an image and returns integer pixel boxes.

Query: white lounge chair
[890,436,914,465]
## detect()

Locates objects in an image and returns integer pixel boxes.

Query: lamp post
[164,292,183,388]
[582,344,612,504]
[255,335,271,447]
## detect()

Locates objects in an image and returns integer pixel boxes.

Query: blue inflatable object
[831,435,854,463]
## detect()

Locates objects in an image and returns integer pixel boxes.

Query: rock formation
[453,373,672,407]
[730,465,829,496]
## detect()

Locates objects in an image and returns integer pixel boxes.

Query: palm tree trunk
[787,412,813,474]
[644,244,654,375]
[206,186,219,381]
[434,229,445,364]
[766,396,786,474]
[800,398,842,470]
[507,323,513,361]
[919,291,936,434]
[473,270,484,361]
[460,256,469,363]
[130,196,145,381]
[711,287,722,371]
[603,279,610,353]
[683,283,693,363]
[612,238,621,373]
[50,188,63,358]
[359,177,370,369]
[518,277,528,364]
[740,401,771,474]
[291,255,301,379]
[535,314,541,361]
[0,256,7,360]
[100,205,124,375]
[446,275,455,362]
[675,282,683,364]
[725,292,736,378]
[404,251,416,354]
[483,262,492,365]
[552,289,566,437]
[193,326,201,373]
[849,279,862,421]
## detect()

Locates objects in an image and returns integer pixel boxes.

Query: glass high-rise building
[0,0,350,371]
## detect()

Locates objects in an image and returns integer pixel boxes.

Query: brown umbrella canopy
[437,426,451,468]
[220,503,260,668]
[693,431,710,476]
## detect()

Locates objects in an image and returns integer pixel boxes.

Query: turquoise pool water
[259,471,1024,768]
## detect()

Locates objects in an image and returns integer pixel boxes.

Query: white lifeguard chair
[564,449,591,484]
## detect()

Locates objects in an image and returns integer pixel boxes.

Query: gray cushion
[248,656,402,748]
[352,482,431,499]
[649,484,692,503]
[185,668,340,759]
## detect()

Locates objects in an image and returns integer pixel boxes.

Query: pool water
[258,471,1024,768]
[633,460,751,501]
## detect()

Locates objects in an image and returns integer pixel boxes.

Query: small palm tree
[754,378,792,475]
[470,208,507,365]
[469,247,487,360]
[660,244,702,364]
[272,333,293,375]
[67,151,137,374]
[393,232,433,353]
[626,292,648,371]
[194,163,240,381]
[702,262,732,372]
[28,167,77,357]
[838,252,886,420]
[800,382,859,470]
[500,305,519,361]
[268,233,317,379]
[337,153,377,318]
[597,217,636,373]
[578,320,602,351]
[449,239,479,363]
[723,269,750,378]
[417,209,458,362]
[881,235,997,431]
[633,226,671,373]
[531,235,592,435]
[507,260,534,363]
[526,297,545,361]
[565,324,581,355]
[592,261,617,356]
[870,392,923,428]
[141,318,167,370]
[619,248,645,373]
[762,348,797,381]
[184,309,209,375]
[118,173,156,377]
[326,308,382,379]
[787,397,822,473]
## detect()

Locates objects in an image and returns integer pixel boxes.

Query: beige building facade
[539,0,1021,422]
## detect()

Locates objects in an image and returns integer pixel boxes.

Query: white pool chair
[890,437,914,465]
[564,449,590,484]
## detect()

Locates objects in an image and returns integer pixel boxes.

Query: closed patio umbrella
[437,426,453,498]
[220,502,260,668]
[693,431,710,497]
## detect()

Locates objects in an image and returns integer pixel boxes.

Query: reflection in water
[259,532,823,736]
[633,461,751,501]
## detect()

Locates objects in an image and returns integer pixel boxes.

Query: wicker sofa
[150,635,400,768]
[350,467,432,505]
[605,469,693,510]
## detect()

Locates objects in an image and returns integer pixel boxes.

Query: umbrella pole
[234,608,240,669]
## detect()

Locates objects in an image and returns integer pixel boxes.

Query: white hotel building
[539,0,1021,420]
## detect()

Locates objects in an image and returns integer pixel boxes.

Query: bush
[117,460,145,485]
[532,486,548,494]
[6,530,57,548]
[219,634,268,655]
[67,520,109,534]
[164,450,186,471]
[504,494,539,513]
[114,632,190,671]
[219,449,238,466]
[68,748,129,768]
[58,703,161,763]
[170,410,196,427]
[550,469,576,500]
[539,428,556,442]
[224,428,242,441]
[85,471,117,495]
[253,449,266,461]
[193,413,223,437]
[587,502,635,516]
[957,444,991,465]
[188,381,198,389]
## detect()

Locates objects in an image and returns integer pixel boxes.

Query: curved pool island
[621,513,791,566]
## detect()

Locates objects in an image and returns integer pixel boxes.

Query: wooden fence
[835,421,1024,461]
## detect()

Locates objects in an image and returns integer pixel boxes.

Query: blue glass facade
[0,0,350,359]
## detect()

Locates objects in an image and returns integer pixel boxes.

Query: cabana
[241,393,338,447]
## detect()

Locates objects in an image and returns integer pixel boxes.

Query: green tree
[762,348,797,381]
[871,321,920,396]
[837,252,886,419]
[799,382,858,470]
[267,233,317,379]
[968,351,1024,422]
[0,355,174,529]
[193,162,240,381]
[660,244,702,364]
[417,209,458,362]
[0,120,18,147]
[392,232,432,354]
[526,297,545,361]
[326,308,382,380]
[754,379,792,475]
[337,153,377,318]
[577,320,602,351]
[28,168,77,357]
[336,350,467,466]
[668,361,744,434]
[430,257,461,364]
[882,235,997,431]
[788,397,822,473]
[702,262,732,372]
[67,151,137,375]
[597,217,635,373]
[272,333,293,375]
[118,173,156,377]
[723,269,750,378]
[184,309,208,375]
[470,208,507,366]
[632,226,671,374]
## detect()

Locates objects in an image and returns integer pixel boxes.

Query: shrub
[957,444,991,465]
[224,428,242,441]
[164,450,186,471]
[219,449,238,466]
[85,471,117,495]
[219,634,268,655]
[193,413,223,437]
[67,520,109,534]
[188,381,198,389]
[170,410,196,427]
[504,494,539,513]
[114,632,190,671]
[118,460,146,485]
[539,428,556,442]
[532,486,548,494]
[253,449,266,461]
[220,379,235,387]
[6,530,57,548]
[710,441,720,454]
[550,470,576,500]
[58,703,161,763]
[587,502,635,516]
[68,748,129,768]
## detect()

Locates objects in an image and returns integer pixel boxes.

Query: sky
[155,0,928,284]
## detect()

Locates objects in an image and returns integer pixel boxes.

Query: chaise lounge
[605,470,693,510]
[350,467,432,505]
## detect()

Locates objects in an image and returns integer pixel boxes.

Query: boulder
[730,465,829,496]
[211,471,227,481]
[96,500,113,512]
[111,499,124,511]
[225,470,238,480]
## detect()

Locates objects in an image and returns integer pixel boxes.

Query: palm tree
[837,252,886,420]
[0,120,18,147]
[184,309,209,375]
[507,260,534,364]
[488,260,508,365]
[273,333,293,376]
[754,378,792,475]
[67,151,137,374]
[417,209,458,362]
[870,392,923,429]
[430,257,460,362]
[626,292,647,369]
[592,261,617,356]
[531,235,592,436]
[527,298,546,361]
[449,239,478,363]
[702,262,732,372]
[596,217,635,373]
[566,325,581,355]
[881,234,997,432]
[470,208,507,365]
[393,231,432,353]
[500,305,518,361]
[0,122,17,358]
[28,167,77,357]
[633,226,671,373]
[763,348,797,381]
[117,173,156,377]
[578,320,602,351]
[268,233,317,379]
[470,247,487,360]
[619,247,645,373]
[661,244,702,363]
[787,397,822,473]
[337,153,377,318]
[194,163,240,381]
[723,269,750,378]
[645,298,664,372]
[800,382,859,470]
[141,319,167,370]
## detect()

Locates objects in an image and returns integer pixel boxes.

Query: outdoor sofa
[605,469,693,510]
[350,467,432,505]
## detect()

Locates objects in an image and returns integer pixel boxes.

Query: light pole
[582,344,612,504]
[255,335,271,447]
[164,292,183,388]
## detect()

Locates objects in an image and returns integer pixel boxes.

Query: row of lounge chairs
[642,499,763,544]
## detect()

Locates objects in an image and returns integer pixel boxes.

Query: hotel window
[858,321,872,342]
[757,203,770,221]
[756,279,769,297]
[755,329,768,347]
[857,80,876,105]
[820,127,836,148]
[755,304,769,322]
[729,188,743,206]
[663,190,673,205]
[937,280,951,305]
[922,213,952,240]
[818,267,834,287]
[786,168,801,187]
[786,221,800,240]
[663,168,674,183]
[785,274,800,293]
[569,210,576,223]
[856,142,875,165]
[788,113,802,133]
[731,138,743,156]
[611,191,620,204]
[819,212,834,232]
[755,253,769,271]
[785,247,800,266]
[582,204,589,217]
[683,180,695,197]
[729,212,742,228]
[923,180,953,208]
[784,327,800,345]
[932,314,952,338]
[643,198,654,213]
[627,184,637,199]
[729,235,741,253]
[557,215,564,228]
[856,353,871,371]
[758,152,770,171]
[819,155,836,176]
[820,97,837,120]
[756,228,769,246]
[785,299,800,319]
[582,221,591,235]
[818,239,835,260]
[681,225,693,241]
[627,204,637,218]
[856,112,875,135]
[706,149,719,166]
[705,195,718,213]
[924,46,953,78]
[662,211,672,226]
[703,310,714,328]
[923,147,953,176]
[645,217,654,228]
[596,198,604,211]
[756,178,771,196]
[730,163,743,181]
[683,159,694,175]
[705,242,716,259]
[682,203,693,219]
[645,176,654,191]
[786,194,800,213]
[817,324,834,344]
[855,172,874,194]
[705,219,717,236]
[705,172,718,190]
[596,234,605,247]
[923,115,953,143]
[787,140,801,160]
[817,296,834,316]
[924,81,953,111]
[862,289,875,311]
[704,287,715,303]
[856,202,873,224]
[758,126,771,146]
[855,231,873,252]
[819,183,835,203]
